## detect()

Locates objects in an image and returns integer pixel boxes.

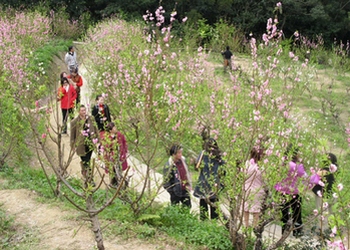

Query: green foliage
[0,206,14,235]
[0,95,31,168]
[159,206,232,249]
[50,6,87,39]
[0,165,56,199]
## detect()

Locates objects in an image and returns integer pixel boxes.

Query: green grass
[28,38,73,74]
[0,164,232,249]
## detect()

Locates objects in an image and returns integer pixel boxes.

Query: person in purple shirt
[275,144,307,237]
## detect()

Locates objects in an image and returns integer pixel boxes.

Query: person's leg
[199,199,209,220]
[292,195,303,236]
[61,109,68,133]
[228,59,232,71]
[80,150,93,180]
[76,87,81,106]
[281,198,291,234]
[209,197,219,219]
[181,194,192,209]
[169,192,180,205]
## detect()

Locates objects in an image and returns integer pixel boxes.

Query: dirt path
[0,189,176,250]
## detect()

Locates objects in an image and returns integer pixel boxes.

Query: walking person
[221,46,233,72]
[163,144,192,208]
[243,147,265,227]
[92,94,112,137]
[194,138,225,220]
[57,77,77,134]
[100,122,129,188]
[275,144,307,237]
[65,45,79,74]
[70,105,99,181]
[67,68,83,106]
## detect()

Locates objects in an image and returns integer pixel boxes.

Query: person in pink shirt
[275,144,307,237]
[244,147,265,227]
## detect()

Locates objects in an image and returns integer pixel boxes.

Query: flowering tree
[84,7,211,215]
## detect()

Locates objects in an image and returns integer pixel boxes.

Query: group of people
[59,45,337,236]
[57,46,83,134]
[58,45,129,187]
[163,137,338,237]
[244,144,338,237]
[163,134,225,220]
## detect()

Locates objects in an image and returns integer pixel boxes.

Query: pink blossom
[276,2,282,7]
[323,202,329,209]
[182,17,188,23]
[92,138,98,144]
[313,209,318,216]
[329,164,337,173]
[41,133,47,139]
[338,183,343,191]
[333,193,338,198]
[317,190,322,197]
[318,180,325,187]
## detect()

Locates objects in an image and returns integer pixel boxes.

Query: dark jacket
[194,152,225,199]
[312,168,335,197]
[92,104,112,131]
[221,50,233,59]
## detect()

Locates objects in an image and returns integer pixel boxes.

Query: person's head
[226,46,230,51]
[68,46,74,52]
[106,122,117,133]
[169,144,183,161]
[61,77,69,87]
[322,152,338,167]
[204,138,221,158]
[78,105,86,118]
[71,67,79,77]
[60,72,67,79]
[250,147,264,163]
[96,94,104,105]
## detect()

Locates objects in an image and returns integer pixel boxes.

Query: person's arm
[57,87,65,101]
[163,162,174,190]
[76,75,83,87]
[64,53,69,65]
[91,106,100,123]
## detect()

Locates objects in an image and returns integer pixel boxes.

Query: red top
[100,131,128,171]
[67,74,83,87]
[57,85,77,109]
[175,160,190,190]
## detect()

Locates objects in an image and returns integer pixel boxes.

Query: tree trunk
[87,195,105,250]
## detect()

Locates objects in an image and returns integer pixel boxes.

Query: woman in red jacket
[57,77,77,134]
[67,68,83,106]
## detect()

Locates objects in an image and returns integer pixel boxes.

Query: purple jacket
[274,161,307,195]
